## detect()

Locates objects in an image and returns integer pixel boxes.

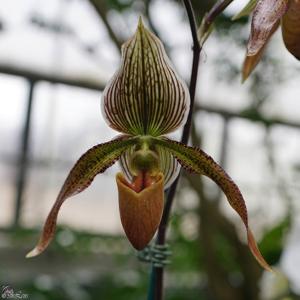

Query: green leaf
[26,135,138,258]
[102,18,190,136]
[259,216,291,265]
[153,137,272,271]
[232,0,258,21]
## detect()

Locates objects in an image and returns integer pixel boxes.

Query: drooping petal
[26,136,137,258]
[154,137,272,271]
[242,21,280,81]
[282,0,300,60]
[120,143,180,189]
[247,0,288,56]
[116,172,164,250]
[102,17,190,136]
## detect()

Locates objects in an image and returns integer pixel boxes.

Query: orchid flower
[26,18,271,271]
[237,0,300,81]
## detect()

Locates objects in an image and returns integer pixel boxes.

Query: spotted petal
[116,172,164,250]
[153,137,272,272]
[102,18,190,136]
[26,136,137,258]
[247,0,288,56]
[282,0,300,60]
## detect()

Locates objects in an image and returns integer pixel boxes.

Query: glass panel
[0,75,27,227]
[22,82,122,233]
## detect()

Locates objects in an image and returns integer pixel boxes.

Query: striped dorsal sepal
[102,18,190,136]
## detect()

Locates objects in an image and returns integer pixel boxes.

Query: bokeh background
[1,0,300,299]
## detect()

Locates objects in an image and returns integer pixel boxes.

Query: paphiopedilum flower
[27,18,271,271]
[239,0,300,80]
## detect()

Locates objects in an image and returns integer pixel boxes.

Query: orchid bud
[241,0,290,80]
[282,0,300,59]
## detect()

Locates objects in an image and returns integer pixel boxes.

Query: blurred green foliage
[259,216,291,266]
[1,211,295,300]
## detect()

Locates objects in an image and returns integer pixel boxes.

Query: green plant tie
[137,244,172,268]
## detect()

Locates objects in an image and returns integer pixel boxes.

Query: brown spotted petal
[247,0,289,56]
[26,136,137,258]
[243,21,280,81]
[282,0,300,59]
[154,137,272,272]
[102,18,190,136]
[116,172,164,250]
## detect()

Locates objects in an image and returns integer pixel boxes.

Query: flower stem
[148,0,234,299]
[151,1,199,299]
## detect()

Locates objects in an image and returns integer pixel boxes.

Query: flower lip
[118,170,162,193]
[116,171,164,250]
